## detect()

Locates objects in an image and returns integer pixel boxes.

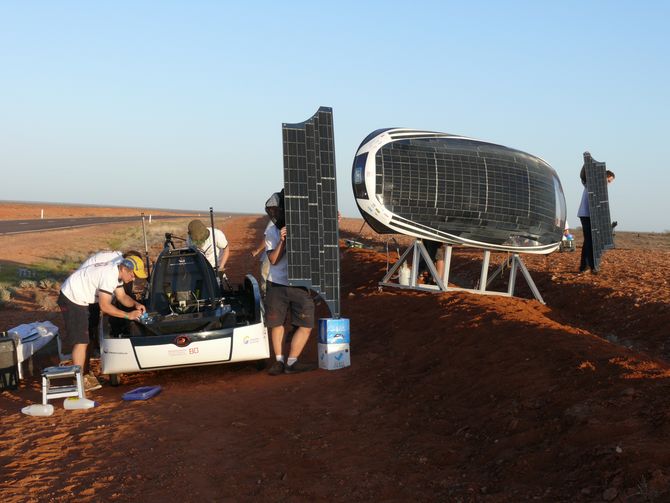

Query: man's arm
[98,290,145,320]
[218,246,230,269]
[267,227,287,265]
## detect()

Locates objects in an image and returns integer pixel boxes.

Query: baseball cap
[120,256,148,279]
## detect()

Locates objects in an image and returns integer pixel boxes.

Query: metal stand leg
[380,239,445,291]
[379,242,544,303]
[442,245,452,287]
[514,254,545,304]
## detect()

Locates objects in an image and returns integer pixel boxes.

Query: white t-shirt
[265,223,288,286]
[79,250,123,269]
[61,262,124,306]
[187,227,228,268]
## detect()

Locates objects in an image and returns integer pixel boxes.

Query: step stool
[41,365,85,405]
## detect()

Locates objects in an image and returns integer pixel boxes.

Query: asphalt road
[0,215,194,235]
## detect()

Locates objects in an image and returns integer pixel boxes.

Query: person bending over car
[57,256,147,391]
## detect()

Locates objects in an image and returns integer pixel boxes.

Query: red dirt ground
[1,204,670,502]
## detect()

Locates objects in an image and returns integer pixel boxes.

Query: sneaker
[84,374,102,392]
[267,360,285,376]
[284,361,317,374]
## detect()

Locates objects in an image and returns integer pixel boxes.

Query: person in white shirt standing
[263,191,316,376]
[57,256,147,391]
[186,219,230,271]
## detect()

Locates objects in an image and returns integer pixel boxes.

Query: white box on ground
[318,343,350,370]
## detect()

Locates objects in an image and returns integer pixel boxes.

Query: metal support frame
[379,240,545,304]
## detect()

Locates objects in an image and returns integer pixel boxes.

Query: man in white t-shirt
[78,250,145,356]
[186,219,230,270]
[263,191,316,376]
[57,256,147,391]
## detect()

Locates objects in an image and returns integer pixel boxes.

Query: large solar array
[282,106,340,318]
[376,136,564,247]
[583,152,614,270]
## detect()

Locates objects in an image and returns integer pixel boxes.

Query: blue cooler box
[318,319,351,370]
[318,318,350,345]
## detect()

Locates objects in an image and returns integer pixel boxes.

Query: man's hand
[124,309,144,321]
[134,303,146,314]
[280,227,287,241]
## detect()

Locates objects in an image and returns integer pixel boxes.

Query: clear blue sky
[1,1,668,232]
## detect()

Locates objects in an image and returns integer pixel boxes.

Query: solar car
[100,233,269,385]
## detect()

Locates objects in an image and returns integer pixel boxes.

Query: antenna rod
[209,207,219,279]
[141,212,151,277]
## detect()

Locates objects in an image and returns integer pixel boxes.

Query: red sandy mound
[1,208,670,502]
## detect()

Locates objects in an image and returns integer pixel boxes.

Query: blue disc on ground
[122,385,162,401]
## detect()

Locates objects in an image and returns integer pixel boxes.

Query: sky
[1,1,668,232]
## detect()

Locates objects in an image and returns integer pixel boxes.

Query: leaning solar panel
[282,106,340,318]
[583,152,615,271]
[352,129,566,254]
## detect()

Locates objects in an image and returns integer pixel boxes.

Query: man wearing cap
[57,255,147,391]
[263,190,317,375]
[77,250,145,353]
[187,219,230,270]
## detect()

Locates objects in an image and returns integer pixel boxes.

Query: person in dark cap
[186,219,230,270]
[58,256,147,391]
[263,190,317,375]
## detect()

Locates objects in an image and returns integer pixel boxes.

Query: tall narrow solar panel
[583,152,614,271]
[282,106,340,318]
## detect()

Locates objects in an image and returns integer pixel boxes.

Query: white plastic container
[63,397,97,410]
[399,263,411,285]
[21,404,54,416]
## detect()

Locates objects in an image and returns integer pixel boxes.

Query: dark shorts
[88,303,100,342]
[57,292,91,352]
[265,282,314,329]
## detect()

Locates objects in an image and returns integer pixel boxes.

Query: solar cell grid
[282,107,340,318]
[375,136,562,245]
[583,152,614,271]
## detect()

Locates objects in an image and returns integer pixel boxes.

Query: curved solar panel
[282,107,340,318]
[352,129,566,254]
